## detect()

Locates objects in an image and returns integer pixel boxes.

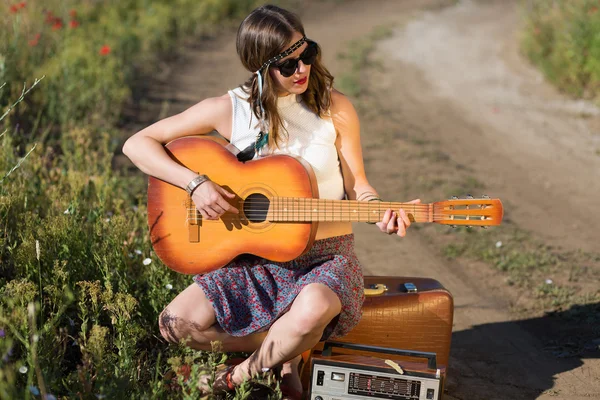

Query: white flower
[495,241,503,248]
[35,240,40,261]
[104,218,110,223]
[545,279,553,285]
[63,209,70,215]
[134,249,142,255]
[165,284,173,290]
[19,366,28,374]
[143,258,152,266]
[32,334,39,343]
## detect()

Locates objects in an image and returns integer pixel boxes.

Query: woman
[123,5,419,398]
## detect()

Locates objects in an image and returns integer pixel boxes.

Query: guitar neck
[267,198,433,223]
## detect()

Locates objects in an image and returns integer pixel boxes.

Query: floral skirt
[194,234,364,340]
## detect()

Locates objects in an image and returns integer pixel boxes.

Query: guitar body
[148,136,319,275]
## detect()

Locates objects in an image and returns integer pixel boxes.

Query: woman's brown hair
[236,5,334,149]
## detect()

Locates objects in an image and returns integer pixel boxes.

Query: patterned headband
[255,36,308,73]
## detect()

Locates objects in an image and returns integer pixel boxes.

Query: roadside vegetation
[0,1,291,398]
[521,0,600,101]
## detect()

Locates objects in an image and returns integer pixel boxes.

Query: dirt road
[122,0,600,398]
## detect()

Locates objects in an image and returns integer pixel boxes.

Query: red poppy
[99,45,111,56]
[69,20,79,29]
[589,6,598,15]
[10,4,19,13]
[69,9,77,18]
[45,12,55,23]
[28,34,40,47]
[52,19,63,30]
[18,2,26,8]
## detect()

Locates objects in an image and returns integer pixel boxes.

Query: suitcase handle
[363,283,387,296]
[322,341,437,370]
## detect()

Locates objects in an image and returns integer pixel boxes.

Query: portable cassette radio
[309,342,444,400]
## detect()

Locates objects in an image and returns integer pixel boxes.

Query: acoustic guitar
[148,136,503,274]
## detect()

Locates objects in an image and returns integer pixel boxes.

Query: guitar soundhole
[243,193,270,223]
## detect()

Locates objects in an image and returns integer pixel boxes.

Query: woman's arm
[330,90,379,201]
[330,90,419,236]
[122,94,231,189]
[123,94,238,219]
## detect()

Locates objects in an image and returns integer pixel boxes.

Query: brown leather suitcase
[301,276,454,389]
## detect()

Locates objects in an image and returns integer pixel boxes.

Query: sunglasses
[273,41,319,77]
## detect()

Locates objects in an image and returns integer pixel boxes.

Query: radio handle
[322,341,437,370]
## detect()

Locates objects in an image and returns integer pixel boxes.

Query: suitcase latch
[364,283,388,296]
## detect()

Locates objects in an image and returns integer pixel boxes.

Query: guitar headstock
[433,196,503,226]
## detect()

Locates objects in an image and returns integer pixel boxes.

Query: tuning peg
[451,225,457,228]
[466,194,474,199]
[482,194,490,199]
[450,196,458,200]
[481,226,488,229]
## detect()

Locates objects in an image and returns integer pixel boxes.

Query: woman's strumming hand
[192,181,239,220]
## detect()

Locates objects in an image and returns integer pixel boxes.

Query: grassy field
[0,1,291,398]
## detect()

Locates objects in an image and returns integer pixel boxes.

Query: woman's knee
[158,283,216,344]
[289,283,342,336]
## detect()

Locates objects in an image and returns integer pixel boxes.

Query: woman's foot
[280,355,304,400]
[198,364,238,394]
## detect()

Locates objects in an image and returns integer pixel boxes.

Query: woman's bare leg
[229,283,341,386]
[158,283,267,352]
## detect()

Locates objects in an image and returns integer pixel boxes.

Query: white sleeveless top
[228,87,346,200]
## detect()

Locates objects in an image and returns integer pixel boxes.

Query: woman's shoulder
[229,86,251,101]
[329,88,359,122]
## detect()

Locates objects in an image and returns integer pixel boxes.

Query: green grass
[521,0,600,102]
[0,1,300,398]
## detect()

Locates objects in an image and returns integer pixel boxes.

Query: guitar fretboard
[267,198,433,223]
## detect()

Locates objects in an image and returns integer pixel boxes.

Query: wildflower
[135,249,142,255]
[143,258,152,266]
[28,386,40,396]
[165,284,173,290]
[35,240,40,261]
[590,6,598,15]
[545,279,553,285]
[64,208,70,215]
[19,366,28,374]
[99,45,111,56]
[45,12,55,23]
[69,9,77,18]
[32,334,39,343]
[495,241,502,248]
[52,19,64,30]
[105,218,110,223]
[69,20,80,29]
[45,395,57,400]
[10,3,25,13]
[0,329,4,338]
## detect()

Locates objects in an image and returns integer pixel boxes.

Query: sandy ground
[120,0,600,398]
